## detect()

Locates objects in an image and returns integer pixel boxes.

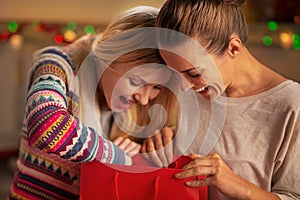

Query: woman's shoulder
[32,46,76,72]
[275,80,300,109]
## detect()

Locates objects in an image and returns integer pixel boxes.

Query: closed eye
[185,67,204,78]
[129,76,144,87]
[153,85,162,90]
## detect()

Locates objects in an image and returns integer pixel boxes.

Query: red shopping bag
[80,155,208,200]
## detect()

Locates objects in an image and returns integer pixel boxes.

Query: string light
[64,30,77,43]
[8,21,19,33]
[279,31,293,50]
[293,34,300,50]
[84,25,96,34]
[54,34,64,44]
[67,21,77,31]
[267,20,278,31]
[0,20,298,51]
[10,34,23,49]
[262,35,273,46]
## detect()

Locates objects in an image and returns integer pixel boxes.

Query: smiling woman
[156,0,300,199]
[8,6,178,200]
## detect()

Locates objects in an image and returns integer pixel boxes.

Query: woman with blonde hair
[9,6,177,200]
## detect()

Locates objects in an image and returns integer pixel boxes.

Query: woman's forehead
[123,63,173,84]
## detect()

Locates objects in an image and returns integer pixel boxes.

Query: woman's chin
[200,86,223,101]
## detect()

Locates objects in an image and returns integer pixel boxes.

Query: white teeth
[195,86,208,93]
[120,96,129,104]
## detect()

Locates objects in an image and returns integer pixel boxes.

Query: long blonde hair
[93,6,179,142]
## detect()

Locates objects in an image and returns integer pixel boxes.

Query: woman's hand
[113,136,141,157]
[175,153,280,200]
[140,127,174,167]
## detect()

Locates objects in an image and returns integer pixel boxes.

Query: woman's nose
[133,85,160,105]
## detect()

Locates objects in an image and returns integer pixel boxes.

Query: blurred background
[0,0,299,198]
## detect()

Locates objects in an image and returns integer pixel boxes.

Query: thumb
[189,153,203,160]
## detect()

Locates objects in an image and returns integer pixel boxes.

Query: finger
[189,153,202,160]
[175,166,215,179]
[161,127,174,163]
[140,141,151,162]
[153,130,164,150]
[164,143,173,164]
[145,138,163,167]
[156,148,169,167]
[161,127,174,146]
[140,138,163,166]
[186,177,209,187]
[113,136,123,146]
[148,151,163,168]
[183,157,212,170]
[125,142,141,154]
[145,137,156,152]
[153,131,169,167]
[127,144,141,157]
[118,138,131,150]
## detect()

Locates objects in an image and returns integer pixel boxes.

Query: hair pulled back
[156,0,248,55]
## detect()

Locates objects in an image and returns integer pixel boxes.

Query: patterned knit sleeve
[25,47,131,165]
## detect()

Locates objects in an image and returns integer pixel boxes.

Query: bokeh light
[293,34,300,50]
[54,34,64,44]
[267,20,278,31]
[64,30,77,42]
[8,21,19,33]
[67,21,77,31]
[84,25,96,34]
[262,35,273,46]
[10,34,23,49]
[32,21,42,32]
[279,31,293,50]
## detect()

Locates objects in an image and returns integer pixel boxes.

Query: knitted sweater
[9,47,130,200]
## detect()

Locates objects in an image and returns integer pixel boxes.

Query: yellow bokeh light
[279,32,293,50]
[64,30,77,42]
[10,34,23,49]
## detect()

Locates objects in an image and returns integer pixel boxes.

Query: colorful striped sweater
[9,47,131,200]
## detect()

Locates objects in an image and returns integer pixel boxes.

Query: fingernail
[175,173,181,178]
[186,181,192,186]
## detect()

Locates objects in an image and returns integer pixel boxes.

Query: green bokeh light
[8,21,19,33]
[67,21,77,31]
[262,35,272,46]
[84,25,96,34]
[267,20,278,31]
[293,34,300,50]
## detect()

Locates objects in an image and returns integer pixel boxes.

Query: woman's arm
[26,47,131,165]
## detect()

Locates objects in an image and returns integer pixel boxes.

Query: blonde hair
[156,0,248,55]
[93,6,163,66]
[92,6,179,142]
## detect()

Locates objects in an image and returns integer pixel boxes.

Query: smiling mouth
[120,96,136,106]
[194,86,209,93]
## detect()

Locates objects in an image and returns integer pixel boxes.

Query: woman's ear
[228,37,242,58]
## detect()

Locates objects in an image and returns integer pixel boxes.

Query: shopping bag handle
[114,172,160,200]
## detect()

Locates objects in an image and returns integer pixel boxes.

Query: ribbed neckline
[215,80,296,105]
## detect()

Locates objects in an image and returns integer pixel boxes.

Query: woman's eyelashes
[187,68,204,78]
[154,85,162,90]
[129,76,144,87]
[128,77,162,91]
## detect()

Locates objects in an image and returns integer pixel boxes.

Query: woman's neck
[226,49,286,98]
